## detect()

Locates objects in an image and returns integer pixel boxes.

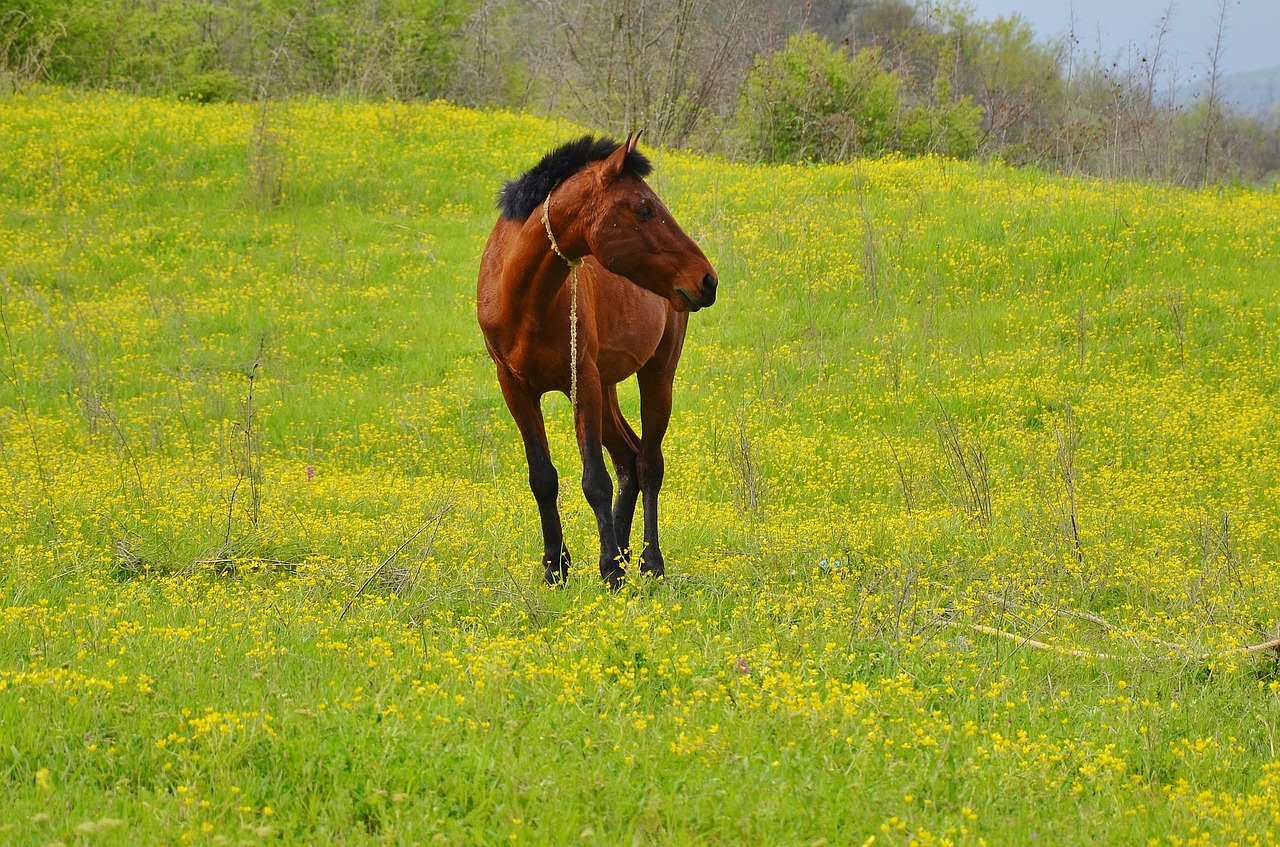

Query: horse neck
[501,216,580,320]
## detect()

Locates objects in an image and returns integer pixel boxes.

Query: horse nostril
[677,274,718,311]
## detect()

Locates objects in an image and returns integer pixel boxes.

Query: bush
[733,31,980,164]
[896,40,982,159]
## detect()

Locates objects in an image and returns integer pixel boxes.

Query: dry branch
[941,614,1280,664]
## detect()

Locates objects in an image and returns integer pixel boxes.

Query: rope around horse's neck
[541,188,582,412]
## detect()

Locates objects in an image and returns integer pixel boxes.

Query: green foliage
[4,0,1276,183]
[948,9,1065,156]
[840,1,1062,159]
[735,32,898,162]
[897,38,983,158]
[734,31,980,163]
[1,6,58,91]
[6,0,471,99]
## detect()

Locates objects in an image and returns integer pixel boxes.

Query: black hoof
[544,549,571,586]
[602,567,626,591]
[639,548,665,579]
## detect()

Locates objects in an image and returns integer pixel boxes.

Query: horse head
[558,133,718,312]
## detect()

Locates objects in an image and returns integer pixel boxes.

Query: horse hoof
[544,550,571,586]
[602,569,626,590]
[639,552,665,579]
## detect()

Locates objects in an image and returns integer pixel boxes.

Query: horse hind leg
[601,384,640,565]
[574,374,626,589]
[530,442,572,584]
[636,367,675,578]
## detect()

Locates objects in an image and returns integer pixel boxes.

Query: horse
[477,133,718,589]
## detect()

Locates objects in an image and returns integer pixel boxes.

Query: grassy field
[2,88,1279,845]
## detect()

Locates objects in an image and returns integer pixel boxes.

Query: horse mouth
[675,289,703,312]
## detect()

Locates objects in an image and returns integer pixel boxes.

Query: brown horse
[477,133,718,588]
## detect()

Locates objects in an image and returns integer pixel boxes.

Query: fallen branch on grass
[956,621,1126,661]
[1228,637,1280,657]
[980,591,1188,653]
[940,617,1280,663]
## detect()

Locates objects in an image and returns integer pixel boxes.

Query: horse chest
[492,313,665,393]
[595,318,665,384]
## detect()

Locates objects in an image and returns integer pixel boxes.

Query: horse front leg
[496,372,569,584]
[575,373,626,589]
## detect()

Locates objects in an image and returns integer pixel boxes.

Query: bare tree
[451,0,527,107]
[515,0,793,147]
[1198,0,1232,185]
[1048,3,1204,184]
[1,10,63,93]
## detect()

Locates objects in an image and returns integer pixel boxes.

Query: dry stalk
[857,186,880,308]
[225,339,266,543]
[981,590,1186,653]
[1054,401,1083,562]
[731,403,763,519]
[341,493,459,620]
[886,437,915,514]
[1165,289,1186,363]
[0,278,52,505]
[933,396,992,528]
[954,620,1126,661]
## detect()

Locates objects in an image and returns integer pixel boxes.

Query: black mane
[497,135,653,221]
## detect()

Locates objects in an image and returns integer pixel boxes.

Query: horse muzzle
[675,274,717,312]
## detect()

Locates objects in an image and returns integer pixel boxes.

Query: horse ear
[627,130,643,154]
[602,132,639,182]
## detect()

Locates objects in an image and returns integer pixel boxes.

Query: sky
[958,0,1280,78]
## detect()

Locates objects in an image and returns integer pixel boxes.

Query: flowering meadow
[1,89,1279,845]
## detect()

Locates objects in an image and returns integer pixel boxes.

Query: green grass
[1,87,1279,845]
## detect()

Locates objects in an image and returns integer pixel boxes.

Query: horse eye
[635,205,655,221]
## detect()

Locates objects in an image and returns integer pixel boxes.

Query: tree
[960,13,1064,156]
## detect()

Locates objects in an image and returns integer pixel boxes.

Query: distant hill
[1214,66,1280,114]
